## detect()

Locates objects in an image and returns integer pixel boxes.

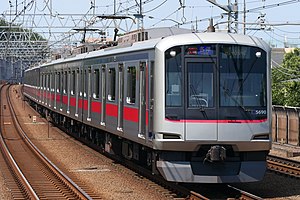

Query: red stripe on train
[91,101,101,113]
[124,106,139,123]
[106,103,118,117]
[165,119,267,123]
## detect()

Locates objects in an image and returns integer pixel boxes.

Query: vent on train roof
[117,27,193,46]
[117,30,148,45]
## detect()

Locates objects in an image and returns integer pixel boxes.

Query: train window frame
[107,67,116,102]
[83,69,88,98]
[51,72,55,92]
[57,72,61,93]
[47,73,50,91]
[40,73,43,90]
[219,44,267,108]
[63,71,68,94]
[44,73,47,90]
[93,68,100,99]
[55,72,61,93]
[165,46,183,107]
[126,66,137,105]
[79,69,83,97]
[44,74,46,91]
[71,70,76,95]
[68,70,71,95]
[43,73,46,90]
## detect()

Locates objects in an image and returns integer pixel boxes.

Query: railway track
[8,83,265,200]
[267,155,300,178]
[0,84,101,199]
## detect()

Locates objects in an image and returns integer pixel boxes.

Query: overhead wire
[143,0,168,14]
[272,66,300,80]
[149,6,182,27]
[243,0,300,13]
[274,26,300,34]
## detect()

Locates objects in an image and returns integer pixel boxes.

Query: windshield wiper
[221,86,252,119]
[190,85,209,119]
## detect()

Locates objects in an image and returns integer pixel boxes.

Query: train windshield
[219,45,267,107]
[165,44,267,121]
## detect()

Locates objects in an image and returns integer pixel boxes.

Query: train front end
[153,32,271,183]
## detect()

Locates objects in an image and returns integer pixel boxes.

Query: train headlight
[256,51,262,58]
[170,50,176,57]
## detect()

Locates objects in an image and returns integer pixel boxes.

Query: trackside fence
[272,105,300,146]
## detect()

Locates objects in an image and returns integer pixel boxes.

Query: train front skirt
[157,160,267,183]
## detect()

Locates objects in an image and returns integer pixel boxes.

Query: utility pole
[243,0,246,34]
[134,0,144,30]
[206,0,238,33]
[114,0,116,14]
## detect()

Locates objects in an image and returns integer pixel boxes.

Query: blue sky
[1,0,300,47]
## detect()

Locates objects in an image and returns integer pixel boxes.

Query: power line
[244,0,300,13]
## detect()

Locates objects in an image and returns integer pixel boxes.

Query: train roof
[156,32,270,53]
[26,29,270,71]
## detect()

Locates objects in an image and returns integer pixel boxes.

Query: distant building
[271,48,295,68]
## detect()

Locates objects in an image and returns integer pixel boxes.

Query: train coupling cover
[204,145,226,163]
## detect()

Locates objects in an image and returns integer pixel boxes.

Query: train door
[88,67,92,121]
[100,65,106,126]
[67,70,71,114]
[75,68,79,117]
[91,65,101,124]
[50,71,54,108]
[123,61,139,135]
[138,61,147,139]
[45,73,48,106]
[117,63,124,131]
[59,70,63,112]
[184,57,217,141]
[42,72,45,104]
[69,69,76,116]
[106,64,118,131]
[81,67,92,122]
[54,71,57,109]
[47,73,50,106]
[77,69,84,120]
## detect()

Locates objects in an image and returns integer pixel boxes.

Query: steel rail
[6,84,94,200]
[0,84,39,199]
[227,185,263,200]
[267,155,300,178]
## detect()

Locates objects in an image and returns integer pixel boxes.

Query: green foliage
[0,17,46,41]
[272,48,300,107]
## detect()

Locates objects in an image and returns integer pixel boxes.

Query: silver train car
[24,28,272,183]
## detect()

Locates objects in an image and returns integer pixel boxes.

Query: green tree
[272,48,300,106]
[0,17,46,41]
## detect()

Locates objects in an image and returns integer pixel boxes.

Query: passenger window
[47,74,50,91]
[71,70,76,95]
[42,74,46,90]
[187,62,213,108]
[126,66,136,104]
[94,69,100,99]
[57,72,62,92]
[63,71,68,94]
[57,72,61,93]
[108,68,116,101]
[51,72,55,92]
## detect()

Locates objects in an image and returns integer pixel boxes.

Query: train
[23,27,272,183]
